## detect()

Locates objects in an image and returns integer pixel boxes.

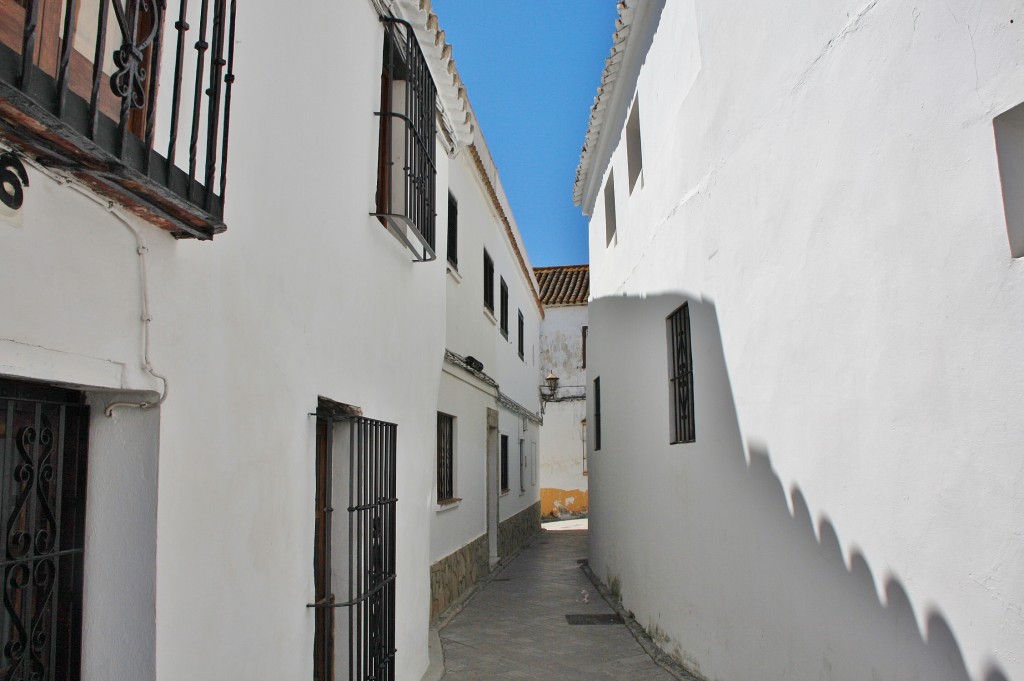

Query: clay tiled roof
[534,265,589,306]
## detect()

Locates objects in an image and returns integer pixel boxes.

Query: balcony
[0,0,235,239]
[372,16,437,262]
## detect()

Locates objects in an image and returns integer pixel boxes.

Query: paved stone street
[439,529,678,680]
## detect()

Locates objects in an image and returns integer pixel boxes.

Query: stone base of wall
[430,534,488,618]
[499,501,541,558]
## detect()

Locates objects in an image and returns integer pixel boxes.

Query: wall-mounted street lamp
[540,372,559,416]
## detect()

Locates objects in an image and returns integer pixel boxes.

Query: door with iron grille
[0,379,89,681]
[312,409,396,681]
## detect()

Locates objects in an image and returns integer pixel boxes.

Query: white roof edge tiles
[573,1,661,215]
[391,0,544,309]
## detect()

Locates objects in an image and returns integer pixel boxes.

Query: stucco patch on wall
[541,487,589,518]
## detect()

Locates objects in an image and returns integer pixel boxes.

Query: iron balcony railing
[0,0,236,239]
[372,16,437,262]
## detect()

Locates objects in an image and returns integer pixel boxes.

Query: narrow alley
[437,526,683,681]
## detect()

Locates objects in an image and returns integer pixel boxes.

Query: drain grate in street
[565,613,624,625]
[493,578,511,582]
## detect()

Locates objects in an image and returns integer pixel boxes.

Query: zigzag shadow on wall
[587,292,1011,681]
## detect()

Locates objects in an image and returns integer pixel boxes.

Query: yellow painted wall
[541,487,589,517]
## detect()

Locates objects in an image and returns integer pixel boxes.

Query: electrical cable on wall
[35,167,170,416]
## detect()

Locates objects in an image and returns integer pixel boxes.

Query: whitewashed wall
[0,2,466,680]
[538,304,588,515]
[433,142,542,565]
[583,1,1024,680]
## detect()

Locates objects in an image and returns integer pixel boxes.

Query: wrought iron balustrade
[372,16,437,262]
[0,0,236,239]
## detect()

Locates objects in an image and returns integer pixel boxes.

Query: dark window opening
[483,250,494,313]
[668,303,695,444]
[593,377,601,451]
[518,310,525,361]
[626,98,643,193]
[437,413,454,502]
[500,434,509,493]
[500,278,509,338]
[604,175,617,246]
[519,438,525,493]
[582,326,588,369]
[0,378,89,681]
[447,192,458,268]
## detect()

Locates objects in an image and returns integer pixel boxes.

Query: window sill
[484,308,497,325]
[500,489,509,497]
[447,266,462,283]
[436,497,462,512]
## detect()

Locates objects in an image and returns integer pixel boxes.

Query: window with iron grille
[437,413,455,502]
[593,377,601,451]
[517,310,525,360]
[483,250,494,313]
[667,303,695,444]
[447,192,458,268]
[373,16,437,261]
[500,278,509,338]
[310,405,398,681]
[500,434,509,493]
[0,379,89,681]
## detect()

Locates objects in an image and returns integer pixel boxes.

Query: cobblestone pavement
[439,530,678,680]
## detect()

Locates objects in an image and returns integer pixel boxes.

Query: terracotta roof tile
[534,265,589,306]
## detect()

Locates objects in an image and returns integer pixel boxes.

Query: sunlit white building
[535,265,590,519]
[0,0,538,679]
[577,1,1024,680]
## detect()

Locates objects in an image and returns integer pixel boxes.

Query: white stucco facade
[579,2,1024,681]
[537,291,589,517]
[432,134,544,572]
[0,1,538,679]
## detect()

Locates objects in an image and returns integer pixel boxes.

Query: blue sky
[431,1,619,267]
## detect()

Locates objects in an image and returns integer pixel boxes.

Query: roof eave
[573,1,664,216]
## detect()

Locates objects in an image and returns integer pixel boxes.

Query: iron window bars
[309,407,397,681]
[499,278,508,338]
[0,379,89,681]
[499,434,509,493]
[446,192,457,269]
[483,250,494,312]
[668,303,695,444]
[436,413,454,502]
[0,0,236,238]
[372,16,437,262]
